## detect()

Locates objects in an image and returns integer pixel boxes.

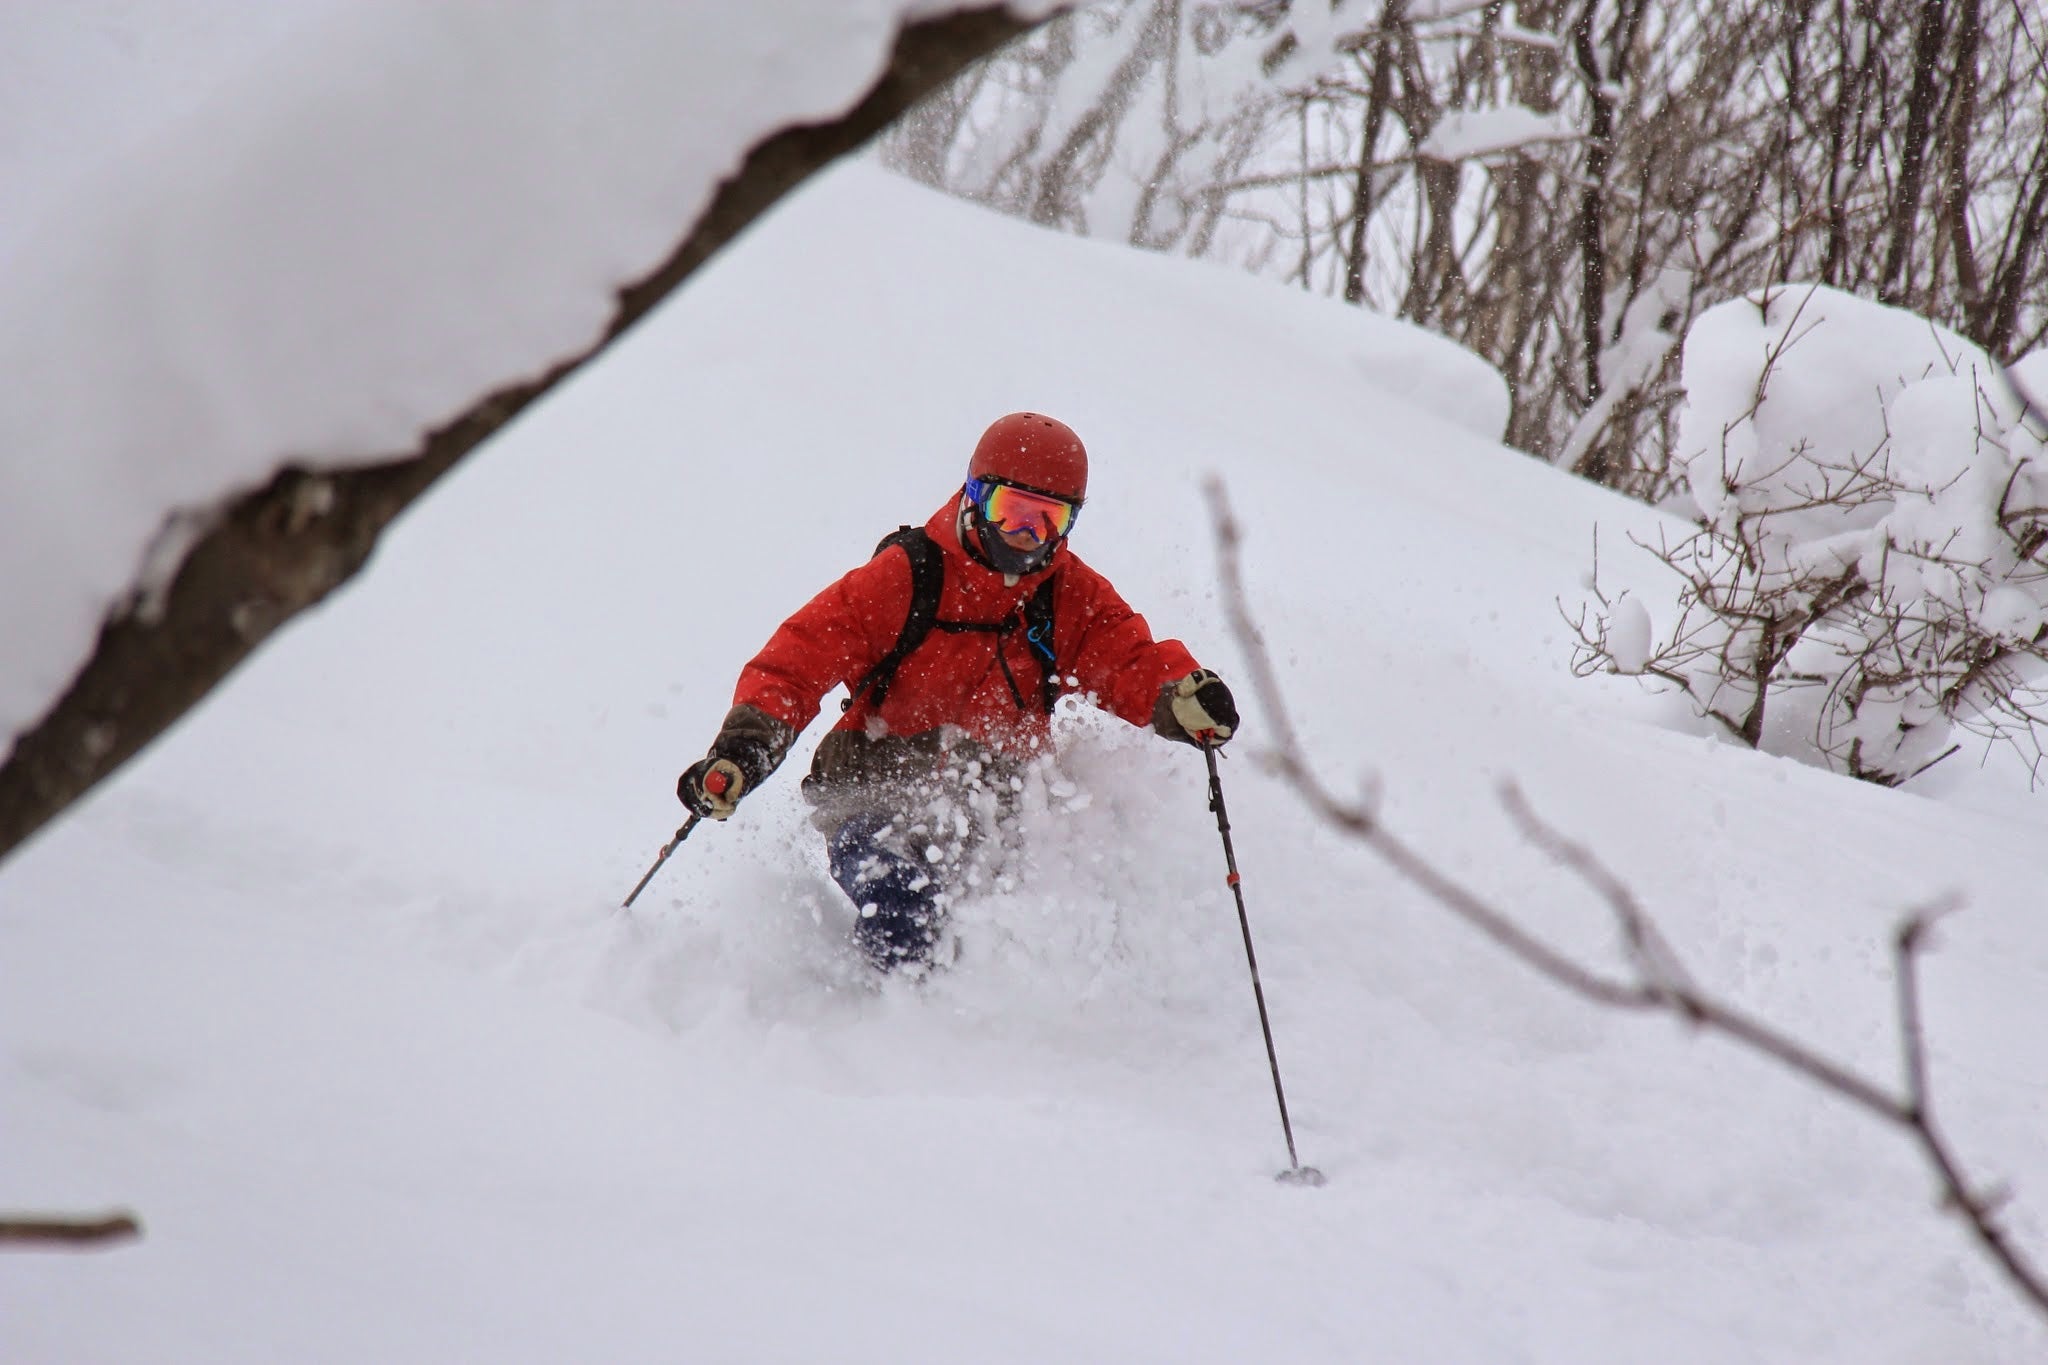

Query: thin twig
[0,1213,142,1249]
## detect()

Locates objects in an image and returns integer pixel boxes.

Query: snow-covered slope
[5,161,2047,1363]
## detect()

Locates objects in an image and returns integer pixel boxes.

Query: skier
[677,412,1239,970]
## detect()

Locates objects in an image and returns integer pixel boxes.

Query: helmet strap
[957,497,991,567]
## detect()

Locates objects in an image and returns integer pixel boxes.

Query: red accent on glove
[704,769,731,797]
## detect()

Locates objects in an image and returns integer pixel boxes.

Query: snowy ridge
[4,161,2047,1361]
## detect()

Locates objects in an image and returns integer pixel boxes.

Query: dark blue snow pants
[827,809,945,969]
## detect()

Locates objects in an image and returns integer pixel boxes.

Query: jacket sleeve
[732,549,911,733]
[1056,558,1201,729]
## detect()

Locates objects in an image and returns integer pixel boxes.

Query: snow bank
[1675,285,2011,531]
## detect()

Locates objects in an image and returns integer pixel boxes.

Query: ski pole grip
[704,767,731,797]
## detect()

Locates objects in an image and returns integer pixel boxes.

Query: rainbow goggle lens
[967,477,1081,545]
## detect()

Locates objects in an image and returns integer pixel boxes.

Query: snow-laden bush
[1572,284,2048,785]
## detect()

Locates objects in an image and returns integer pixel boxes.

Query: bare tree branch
[0,1212,141,1249]
[1208,477,2048,1325]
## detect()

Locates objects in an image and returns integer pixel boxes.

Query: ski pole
[621,813,703,909]
[1204,745,1324,1187]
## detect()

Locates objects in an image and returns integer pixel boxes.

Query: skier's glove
[677,704,796,821]
[679,757,747,820]
[1158,669,1238,748]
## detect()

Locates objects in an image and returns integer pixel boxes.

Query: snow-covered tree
[1573,284,2048,784]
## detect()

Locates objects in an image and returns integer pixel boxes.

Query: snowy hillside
[6,160,2048,1362]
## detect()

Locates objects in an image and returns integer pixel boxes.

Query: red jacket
[734,500,1200,753]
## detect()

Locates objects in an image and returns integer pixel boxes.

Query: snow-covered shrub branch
[1571,285,2048,785]
[1208,477,2048,1327]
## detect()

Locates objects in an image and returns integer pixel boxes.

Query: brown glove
[679,757,747,820]
[677,704,795,820]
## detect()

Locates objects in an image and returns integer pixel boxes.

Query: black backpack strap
[1023,575,1060,714]
[844,527,944,713]
[931,569,1062,715]
[845,526,1064,718]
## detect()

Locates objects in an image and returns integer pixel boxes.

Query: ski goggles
[966,476,1080,545]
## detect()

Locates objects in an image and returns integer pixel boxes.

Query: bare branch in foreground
[1205,477,2048,1324]
[0,1212,141,1249]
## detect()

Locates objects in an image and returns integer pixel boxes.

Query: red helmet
[967,412,1088,503]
